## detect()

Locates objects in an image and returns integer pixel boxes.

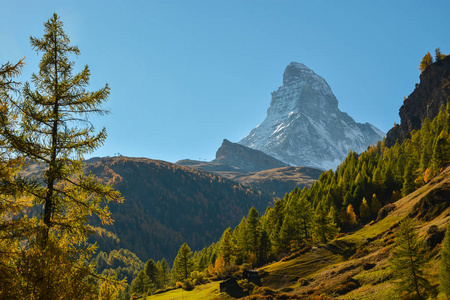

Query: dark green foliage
[95,248,144,284]
[84,156,271,262]
[220,228,234,266]
[440,220,450,296]
[130,270,154,297]
[390,218,430,299]
[144,259,160,288]
[313,201,339,243]
[157,258,171,287]
[172,243,194,282]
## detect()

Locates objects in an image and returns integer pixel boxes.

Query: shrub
[182,279,194,291]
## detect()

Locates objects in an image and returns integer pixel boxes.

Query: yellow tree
[0,14,123,299]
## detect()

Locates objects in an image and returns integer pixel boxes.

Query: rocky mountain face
[239,62,385,170]
[386,55,450,147]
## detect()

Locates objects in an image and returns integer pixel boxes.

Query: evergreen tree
[370,194,382,218]
[435,47,445,61]
[440,220,450,297]
[258,227,272,265]
[220,227,234,266]
[144,259,160,289]
[158,258,171,287]
[130,270,153,297]
[246,207,260,259]
[172,243,194,282]
[390,217,430,299]
[0,14,123,299]
[419,52,433,73]
[402,161,416,197]
[313,201,339,243]
[359,197,371,222]
[431,131,450,172]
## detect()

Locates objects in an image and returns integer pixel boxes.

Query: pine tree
[440,220,450,297]
[390,217,430,299]
[172,243,194,282]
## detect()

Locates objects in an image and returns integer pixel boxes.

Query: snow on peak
[239,63,385,170]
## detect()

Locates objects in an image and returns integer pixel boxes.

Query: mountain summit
[239,62,384,170]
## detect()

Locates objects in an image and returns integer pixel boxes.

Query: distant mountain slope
[177,140,322,197]
[79,156,273,262]
[386,55,450,147]
[177,139,287,174]
[227,166,323,198]
[239,62,384,170]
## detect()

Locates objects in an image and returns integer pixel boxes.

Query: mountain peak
[240,63,384,170]
[283,62,316,85]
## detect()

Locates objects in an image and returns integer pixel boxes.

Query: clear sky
[1,0,449,163]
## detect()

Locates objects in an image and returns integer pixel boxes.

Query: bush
[182,279,194,291]
[252,286,277,296]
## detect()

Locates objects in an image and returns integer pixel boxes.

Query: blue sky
[1,1,449,162]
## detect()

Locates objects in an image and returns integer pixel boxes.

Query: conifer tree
[0,14,123,298]
[359,197,371,222]
[220,227,234,266]
[246,207,260,259]
[172,243,194,282]
[431,131,450,172]
[131,270,153,297]
[313,201,339,243]
[144,259,159,289]
[390,217,430,299]
[158,258,171,287]
[402,161,416,197]
[440,219,450,297]
[419,52,433,73]
[435,47,445,61]
[370,194,382,218]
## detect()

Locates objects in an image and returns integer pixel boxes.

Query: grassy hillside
[147,166,449,299]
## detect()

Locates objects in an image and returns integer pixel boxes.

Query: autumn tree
[0,13,126,299]
[172,243,194,282]
[390,217,430,299]
[419,52,433,73]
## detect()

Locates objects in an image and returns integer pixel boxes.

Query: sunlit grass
[144,282,234,300]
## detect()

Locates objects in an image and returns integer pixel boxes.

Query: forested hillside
[84,157,272,262]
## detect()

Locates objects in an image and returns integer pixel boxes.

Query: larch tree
[0,14,123,299]
[220,227,234,266]
[390,217,430,299]
[158,258,171,287]
[313,201,339,244]
[172,243,194,282]
[419,52,433,73]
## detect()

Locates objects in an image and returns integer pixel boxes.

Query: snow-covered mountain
[239,62,384,170]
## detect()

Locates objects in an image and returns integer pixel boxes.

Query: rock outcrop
[386,55,450,147]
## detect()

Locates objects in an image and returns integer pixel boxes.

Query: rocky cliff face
[386,55,450,147]
[239,62,384,170]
